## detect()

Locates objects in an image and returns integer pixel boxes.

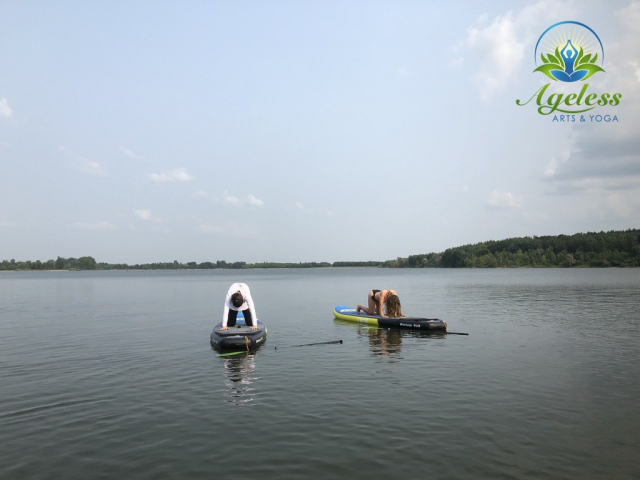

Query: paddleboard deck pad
[334,305,447,331]
[210,314,267,350]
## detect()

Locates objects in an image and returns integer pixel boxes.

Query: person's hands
[249,325,259,330]
[220,326,229,330]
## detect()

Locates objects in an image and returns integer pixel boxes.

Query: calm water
[1,268,639,479]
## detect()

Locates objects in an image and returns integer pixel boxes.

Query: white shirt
[222,283,258,327]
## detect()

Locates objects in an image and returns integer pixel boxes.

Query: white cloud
[544,151,571,177]
[397,67,410,76]
[295,202,304,210]
[544,158,559,177]
[169,168,194,181]
[132,209,152,221]
[456,0,577,100]
[0,221,16,227]
[223,191,264,208]
[60,146,107,177]
[246,194,264,207]
[192,190,209,197]
[199,223,258,238]
[74,221,115,230]
[79,159,107,177]
[223,191,241,206]
[0,98,13,118]
[487,190,523,208]
[149,167,194,183]
[119,146,143,159]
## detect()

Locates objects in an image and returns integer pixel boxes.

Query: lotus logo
[533,21,605,83]
[516,20,620,119]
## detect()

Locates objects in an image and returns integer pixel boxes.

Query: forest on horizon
[2,229,639,270]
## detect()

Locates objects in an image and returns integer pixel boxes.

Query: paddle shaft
[291,340,343,347]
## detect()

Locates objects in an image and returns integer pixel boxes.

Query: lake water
[1,268,639,479]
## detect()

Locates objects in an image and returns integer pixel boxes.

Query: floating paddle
[219,340,344,354]
[291,340,343,347]
[274,340,343,349]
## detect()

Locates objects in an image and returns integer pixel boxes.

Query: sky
[1,0,639,264]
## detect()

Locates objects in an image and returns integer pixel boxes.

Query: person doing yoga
[220,282,259,330]
[356,289,405,318]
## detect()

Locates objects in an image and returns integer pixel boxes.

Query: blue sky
[1,1,639,263]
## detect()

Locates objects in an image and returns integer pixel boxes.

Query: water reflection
[334,319,452,362]
[220,353,260,406]
[366,327,403,359]
[333,320,402,362]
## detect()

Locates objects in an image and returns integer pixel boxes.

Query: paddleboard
[210,312,267,350]
[333,305,447,331]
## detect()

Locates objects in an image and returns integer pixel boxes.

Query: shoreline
[2,265,638,273]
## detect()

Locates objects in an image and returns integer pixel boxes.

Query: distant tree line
[2,229,639,271]
[97,260,249,270]
[1,256,98,271]
[332,261,381,267]
[1,257,348,271]
[249,262,332,268]
[382,229,640,268]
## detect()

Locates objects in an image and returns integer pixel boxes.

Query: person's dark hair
[231,292,244,308]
